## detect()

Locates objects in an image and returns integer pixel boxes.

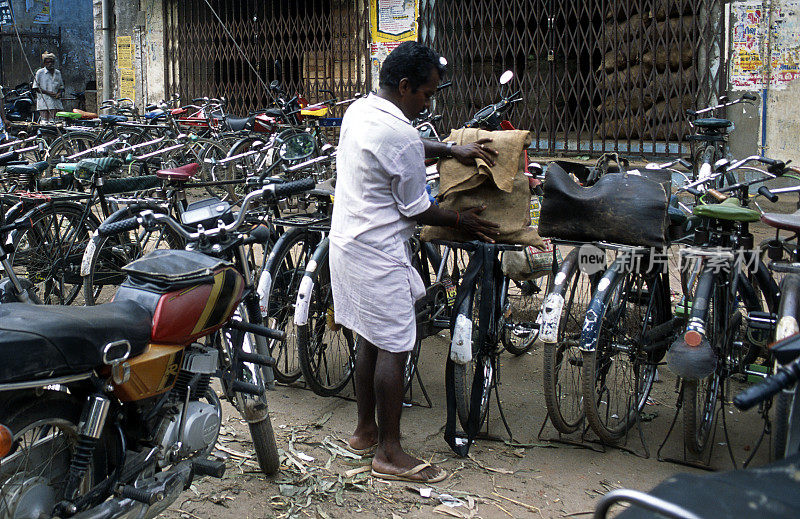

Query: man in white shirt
[32,52,64,124]
[331,42,499,483]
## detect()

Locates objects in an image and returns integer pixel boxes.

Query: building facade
[94,0,800,161]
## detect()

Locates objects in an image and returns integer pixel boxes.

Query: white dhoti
[330,231,425,353]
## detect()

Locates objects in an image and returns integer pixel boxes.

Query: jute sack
[420,128,544,248]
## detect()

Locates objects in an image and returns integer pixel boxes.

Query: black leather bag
[538,163,671,248]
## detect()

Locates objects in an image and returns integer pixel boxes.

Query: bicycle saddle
[76,157,124,179]
[761,210,800,233]
[693,117,733,129]
[144,109,166,120]
[0,300,152,383]
[73,108,98,119]
[56,111,81,120]
[6,161,48,178]
[693,197,761,222]
[99,114,129,124]
[157,162,200,181]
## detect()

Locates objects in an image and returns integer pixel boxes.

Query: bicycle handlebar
[119,178,316,243]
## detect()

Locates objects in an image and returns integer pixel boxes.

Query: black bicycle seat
[693,118,733,129]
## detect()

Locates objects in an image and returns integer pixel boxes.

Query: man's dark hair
[379,42,445,92]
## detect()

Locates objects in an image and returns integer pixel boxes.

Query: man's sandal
[371,462,447,483]
[343,441,378,457]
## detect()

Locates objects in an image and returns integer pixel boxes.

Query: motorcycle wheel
[0,392,112,518]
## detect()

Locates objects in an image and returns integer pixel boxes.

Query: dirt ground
[160,330,775,519]
[157,184,796,519]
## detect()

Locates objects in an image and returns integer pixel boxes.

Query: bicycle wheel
[502,273,553,355]
[297,260,356,396]
[82,207,184,305]
[10,201,97,304]
[197,138,241,201]
[581,266,666,443]
[543,253,593,434]
[45,131,97,167]
[263,228,318,383]
[452,267,496,431]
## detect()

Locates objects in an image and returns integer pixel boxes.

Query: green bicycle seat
[693,197,761,222]
[55,162,79,173]
[56,111,82,120]
[75,157,123,180]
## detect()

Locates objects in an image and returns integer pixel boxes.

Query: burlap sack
[420,128,544,248]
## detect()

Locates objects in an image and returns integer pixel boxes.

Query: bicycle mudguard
[294,238,329,327]
[444,244,502,457]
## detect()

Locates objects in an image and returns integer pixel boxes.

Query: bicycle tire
[263,227,319,383]
[772,390,794,460]
[452,271,495,431]
[296,260,356,396]
[196,138,240,201]
[82,206,184,305]
[10,201,98,305]
[681,277,724,456]
[543,252,592,434]
[45,131,97,167]
[581,266,666,443]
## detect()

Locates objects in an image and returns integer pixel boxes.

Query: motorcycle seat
[616,453,800,518]
[223,116,253,131]
[0,300,152,383]
[259,108,283,118]
[99,114,128,124]
[762,210,800,233]
[157,162,200,181]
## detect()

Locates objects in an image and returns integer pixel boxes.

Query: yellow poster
[120,69,136,101]
[370,0,418,42]
[116,36,133,70]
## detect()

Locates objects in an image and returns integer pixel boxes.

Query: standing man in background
[32,52,63,124]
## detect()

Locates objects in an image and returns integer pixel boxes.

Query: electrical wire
[201,0,276,104]
[8,2,59,112]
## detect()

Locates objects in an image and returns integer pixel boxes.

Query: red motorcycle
[0,136,317,518]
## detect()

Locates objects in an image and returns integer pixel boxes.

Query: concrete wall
[728,0,800,165]
[6,0,95,94]
[93,0,165,109]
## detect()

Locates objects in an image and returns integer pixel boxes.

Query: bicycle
[666,156,785,457]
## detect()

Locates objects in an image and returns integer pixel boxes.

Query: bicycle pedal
[745,363,770,383]
[746,311,776,330]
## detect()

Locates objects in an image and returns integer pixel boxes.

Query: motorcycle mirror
[645,162,661,170]
[274,59,282,79]
[499,70,514,85]
[278,133,316,162]
[439,56,448,67]
[269,80,281,91]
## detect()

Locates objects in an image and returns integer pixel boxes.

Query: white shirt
[331,94,431,258]
[328,94,430,352]
[33,67,64,111]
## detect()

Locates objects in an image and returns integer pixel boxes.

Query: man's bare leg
[371,346,441,480]
[349,336,378,451]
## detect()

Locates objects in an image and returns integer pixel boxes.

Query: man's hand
[457,205,500,243]
[451,138,498,167]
